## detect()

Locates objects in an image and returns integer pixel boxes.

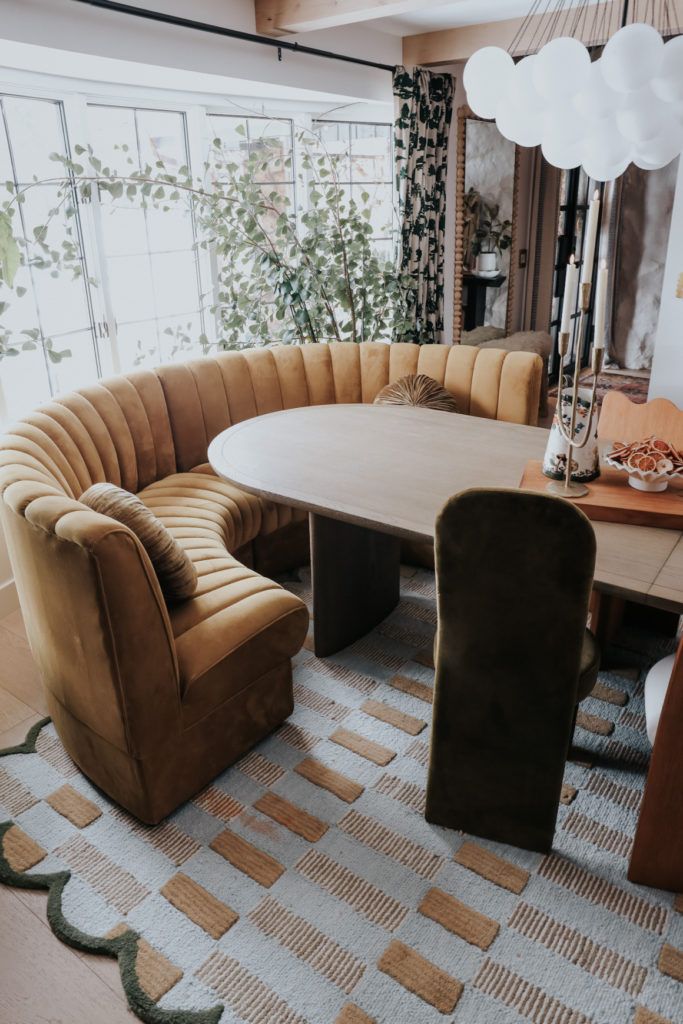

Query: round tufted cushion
[80,482,197,602]
[373,374,458,413]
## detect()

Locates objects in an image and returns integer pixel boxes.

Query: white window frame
[0,64,394,420]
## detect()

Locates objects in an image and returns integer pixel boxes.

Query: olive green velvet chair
[426,488,600,852]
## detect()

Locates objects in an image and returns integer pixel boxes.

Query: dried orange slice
[638,454,657,472]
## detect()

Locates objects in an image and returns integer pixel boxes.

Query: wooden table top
[208,404,683,614]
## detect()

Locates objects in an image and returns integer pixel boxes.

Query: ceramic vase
[543,383,600,483]
[476,252,497,274]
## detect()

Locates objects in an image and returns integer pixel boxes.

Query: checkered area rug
[1,567,682,1024]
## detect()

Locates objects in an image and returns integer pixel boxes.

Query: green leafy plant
[0,126,414,365]
[463,186,512,265]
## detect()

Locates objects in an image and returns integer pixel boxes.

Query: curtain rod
[70,0,397,73]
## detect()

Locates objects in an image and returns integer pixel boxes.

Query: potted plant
[468,191,512,276]
[0,126,415,368]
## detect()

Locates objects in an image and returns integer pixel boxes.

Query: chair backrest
[429,488,596,850]
[598,393,683,449]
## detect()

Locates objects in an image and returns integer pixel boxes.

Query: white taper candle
[560,255,579,335]
[581,189,600,286]
[593,259,608,350]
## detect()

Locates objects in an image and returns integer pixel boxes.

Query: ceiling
[371,0,603,36]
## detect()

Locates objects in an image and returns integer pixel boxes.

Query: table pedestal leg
[310,513,401,658]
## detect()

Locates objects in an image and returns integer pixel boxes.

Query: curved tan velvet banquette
[0,341,542,823]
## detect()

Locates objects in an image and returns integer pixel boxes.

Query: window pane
[311,121,351,182]
[107,254,156,323]
[2,96,67,182]
[207,115,249,178]
[0,345,52,421]
[351,123,392,183]
[114,321,160,373]
[0,94,95,421]
[47,328,99,396]
[86,103,207,366]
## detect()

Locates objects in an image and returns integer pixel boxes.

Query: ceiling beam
[255,0,461,37]
[403,0,683,66]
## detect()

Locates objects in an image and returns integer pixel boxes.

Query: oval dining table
[209,402,683,893]
[209,403,683,655]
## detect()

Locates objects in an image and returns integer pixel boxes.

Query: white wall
[0,0,400,104]
[650,157,683,406]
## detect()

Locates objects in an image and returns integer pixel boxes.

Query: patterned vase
[543,383,600,483]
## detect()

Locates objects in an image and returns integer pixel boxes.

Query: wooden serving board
[520,460,683,530]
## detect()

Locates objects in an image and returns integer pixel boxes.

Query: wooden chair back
[426,488,597,852]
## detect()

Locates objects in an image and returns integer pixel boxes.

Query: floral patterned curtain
[393,66,455,345]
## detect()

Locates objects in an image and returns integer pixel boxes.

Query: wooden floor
[0,606,137,1023]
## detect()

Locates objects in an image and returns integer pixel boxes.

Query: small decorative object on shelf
[605,436,683,492]
[543,385,601,486]
[543,232,607,499]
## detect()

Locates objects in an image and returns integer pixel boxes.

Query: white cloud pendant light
[464,24,683,181]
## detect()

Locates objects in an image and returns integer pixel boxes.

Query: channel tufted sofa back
[0,341,542,823]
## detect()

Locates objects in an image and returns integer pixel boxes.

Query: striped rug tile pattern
[508,901,647,995]
[538,854,669,933]
[35,730,78,776]
[562,811,633,859]
[0,766,37,816]
[296,848,408,931]
[374,773,426,814]
[620,710,648,732]
[108,806,201,865]
[473,958,591,1024]
[584,772,642,813]
[197,952,306,1024]
[404,737,430,765]
[276,722,320,753]
[56,835,148,914]
[293,683,350,723]
[377,621,433,649]
[2,566,681,1024]
[339,809,443,880]
[300,656,379,696]
[237,751,286,788]
[250,895,365,994]
[193,785,244,822]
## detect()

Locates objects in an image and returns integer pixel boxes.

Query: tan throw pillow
[374,374,458,413]
[80,482,197,602]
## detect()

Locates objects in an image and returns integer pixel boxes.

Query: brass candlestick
[547,282,604,500]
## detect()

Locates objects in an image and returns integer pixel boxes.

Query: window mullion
[61,93,110,377]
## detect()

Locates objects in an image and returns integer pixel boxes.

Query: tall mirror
[454,106,520,344]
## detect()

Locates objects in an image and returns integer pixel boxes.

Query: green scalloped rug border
[0,718,223,1024]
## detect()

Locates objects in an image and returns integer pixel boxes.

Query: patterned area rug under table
[1,568,682,1024]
